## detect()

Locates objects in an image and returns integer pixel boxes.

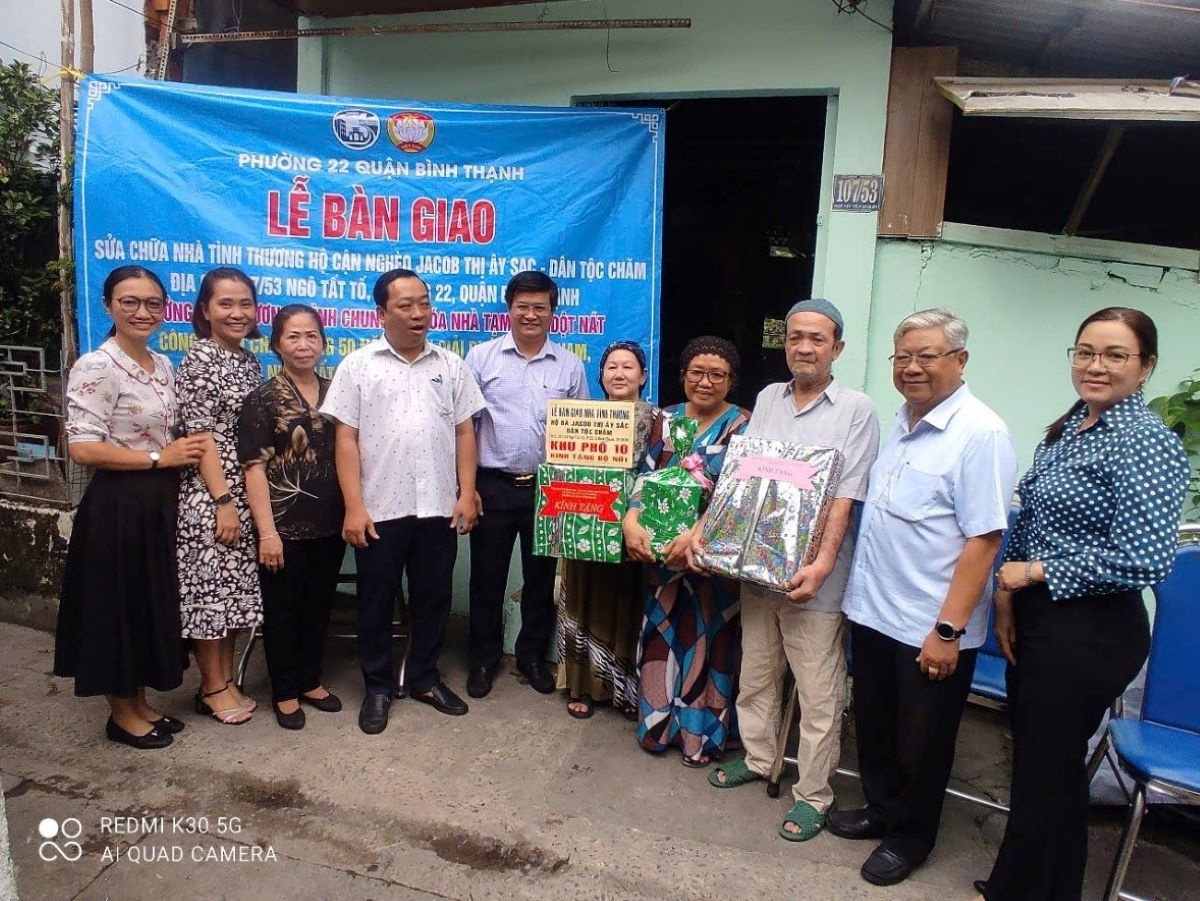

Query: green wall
[866,234,1200,469]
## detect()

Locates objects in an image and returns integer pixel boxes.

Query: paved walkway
[2,618,1196,900]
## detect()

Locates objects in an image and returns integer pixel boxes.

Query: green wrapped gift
[534,464,635,563]
[637,415,711,560]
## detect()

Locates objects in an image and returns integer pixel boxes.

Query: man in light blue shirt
[830,309,1018,887]
[464,271,588,699]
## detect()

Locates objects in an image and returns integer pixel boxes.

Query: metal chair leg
[1103,783,1147,901]
[234,625,259,691]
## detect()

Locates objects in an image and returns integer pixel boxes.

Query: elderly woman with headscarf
[557,340,662,720]
[624,336,752,767]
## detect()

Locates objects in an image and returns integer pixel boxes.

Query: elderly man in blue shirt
[832,309,1018,887]
[464,271,588,699]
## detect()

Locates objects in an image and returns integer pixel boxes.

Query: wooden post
[59,0,77,367]
[1064,125,1125,237]
[79,0,95,73]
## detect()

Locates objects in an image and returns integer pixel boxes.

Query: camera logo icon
[37,817,84,862]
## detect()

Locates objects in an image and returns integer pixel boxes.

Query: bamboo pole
[79,0,94,73]
[58,0,77,368]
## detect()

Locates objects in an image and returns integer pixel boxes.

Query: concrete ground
[2,616,1197,901]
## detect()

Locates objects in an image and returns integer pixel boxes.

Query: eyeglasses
[1067,347,1144,369]
[512,302,552,316]
[889,349,962,368]
[683,368,729,385]
[114,295,165,315]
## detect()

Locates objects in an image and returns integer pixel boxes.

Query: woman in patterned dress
[557,340,661,720]
[176,267,265,724]
[624,336,752,766]
[238,305,345,730]
[55,265,207,748]
[975,308,1189,901]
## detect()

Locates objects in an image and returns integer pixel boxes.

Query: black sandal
[567,694,594,720]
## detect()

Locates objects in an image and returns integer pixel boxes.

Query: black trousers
[259,534,345,702]
[355,516,456,698]
[468,468,558,669]
[850,622,978,863]
[985,584,1149,901]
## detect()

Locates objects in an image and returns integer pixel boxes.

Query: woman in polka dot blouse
[975,307,1189,901]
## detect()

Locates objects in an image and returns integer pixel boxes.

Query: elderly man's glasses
[114,296,165,314]
[1067,347,1143,369]
[683,368,729,385]
[889,349,961,368]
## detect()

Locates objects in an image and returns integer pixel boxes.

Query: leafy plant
[1149,368,1200,520]
[0,59,62,356]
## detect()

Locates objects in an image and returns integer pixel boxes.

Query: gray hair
[893,308,968,349]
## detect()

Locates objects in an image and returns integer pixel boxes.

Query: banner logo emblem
[332,109,380,150]
[387,112,436,153]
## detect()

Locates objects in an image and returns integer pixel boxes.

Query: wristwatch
[213,492,233,506]
[935,620,966,642]
[148,451,161,470]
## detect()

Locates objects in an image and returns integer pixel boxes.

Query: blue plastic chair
[1103,527,1200,901]
[968,506,1022,706]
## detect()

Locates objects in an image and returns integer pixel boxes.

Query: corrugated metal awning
[933,76,1200,121]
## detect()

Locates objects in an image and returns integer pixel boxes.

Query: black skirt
[54,468,185,697]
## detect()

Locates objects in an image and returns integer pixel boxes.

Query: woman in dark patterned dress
[55,265,207,749]
[238,305,346,730]
[176,267,264,724]
[557,341,661,720]
[624,336,751,767]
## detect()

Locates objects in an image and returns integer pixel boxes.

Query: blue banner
[74,76,664,395]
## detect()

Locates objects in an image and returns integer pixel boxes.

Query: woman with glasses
[55,266,208,748]
[175,267,265,725]
[558,340,661,720]
[238,305,345,729]
[624,336,751,767]
[974,308,1188,901]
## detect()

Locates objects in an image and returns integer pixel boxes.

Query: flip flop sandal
[681,753,712,768]
[779,801,826,842]
[707,757,762,789]
[567,695,594,720]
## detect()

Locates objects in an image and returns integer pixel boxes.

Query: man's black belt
[479,467,536,487]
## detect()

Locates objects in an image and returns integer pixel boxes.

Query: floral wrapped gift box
[534,464,635,563]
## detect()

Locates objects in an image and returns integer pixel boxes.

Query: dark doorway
[582,95,827,406]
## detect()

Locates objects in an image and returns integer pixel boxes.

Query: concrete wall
[865,233,1200,469]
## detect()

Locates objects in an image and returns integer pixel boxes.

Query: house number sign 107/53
[832,174,884,212]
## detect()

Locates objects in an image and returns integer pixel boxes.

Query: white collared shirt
[842,383,1018,649]
[321,338,485,521]
[742,379,880,613]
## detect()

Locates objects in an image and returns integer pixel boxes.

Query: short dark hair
[679,335,741,393]
[191,267,263,340]
[504,270,558,311]
[102,265,167,339]
[373,268,425,308]
[268,304,326,356]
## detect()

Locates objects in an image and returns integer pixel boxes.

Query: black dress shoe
[517,659,555,694]
[466,664,496,699]
[861,845,918,887]
[106,717,172,750]
[150,715,186,734]
[358,693,391,734]
[826,806,887,840]
[273,702,306,730]
[414,680,469,716]
[974,879,989,895]
[300,691,342,713]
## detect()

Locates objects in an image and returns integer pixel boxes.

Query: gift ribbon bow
[679,453,714,491]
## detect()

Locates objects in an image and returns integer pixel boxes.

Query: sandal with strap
[708,756,763,789]
[566,694,594,720]
[227,680,256,712]
[779,800,826,842]
[194,686,252,725]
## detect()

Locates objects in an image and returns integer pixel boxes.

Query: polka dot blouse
[1005,391,1190,600]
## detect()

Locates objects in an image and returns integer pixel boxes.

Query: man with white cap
[704,298,879,844]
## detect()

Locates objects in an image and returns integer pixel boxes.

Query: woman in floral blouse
[238,305,345,730]
[55,265,207,749]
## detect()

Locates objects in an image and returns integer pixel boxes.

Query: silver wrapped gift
[697,436,844,591]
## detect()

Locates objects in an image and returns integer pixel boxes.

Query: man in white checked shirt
[464,271,588,699]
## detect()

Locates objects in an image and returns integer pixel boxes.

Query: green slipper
[707,757,762,789]
[779,801,825,842]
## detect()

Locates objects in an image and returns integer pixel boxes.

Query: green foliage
[1149,368,1200,520]
[0,59,62,355]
